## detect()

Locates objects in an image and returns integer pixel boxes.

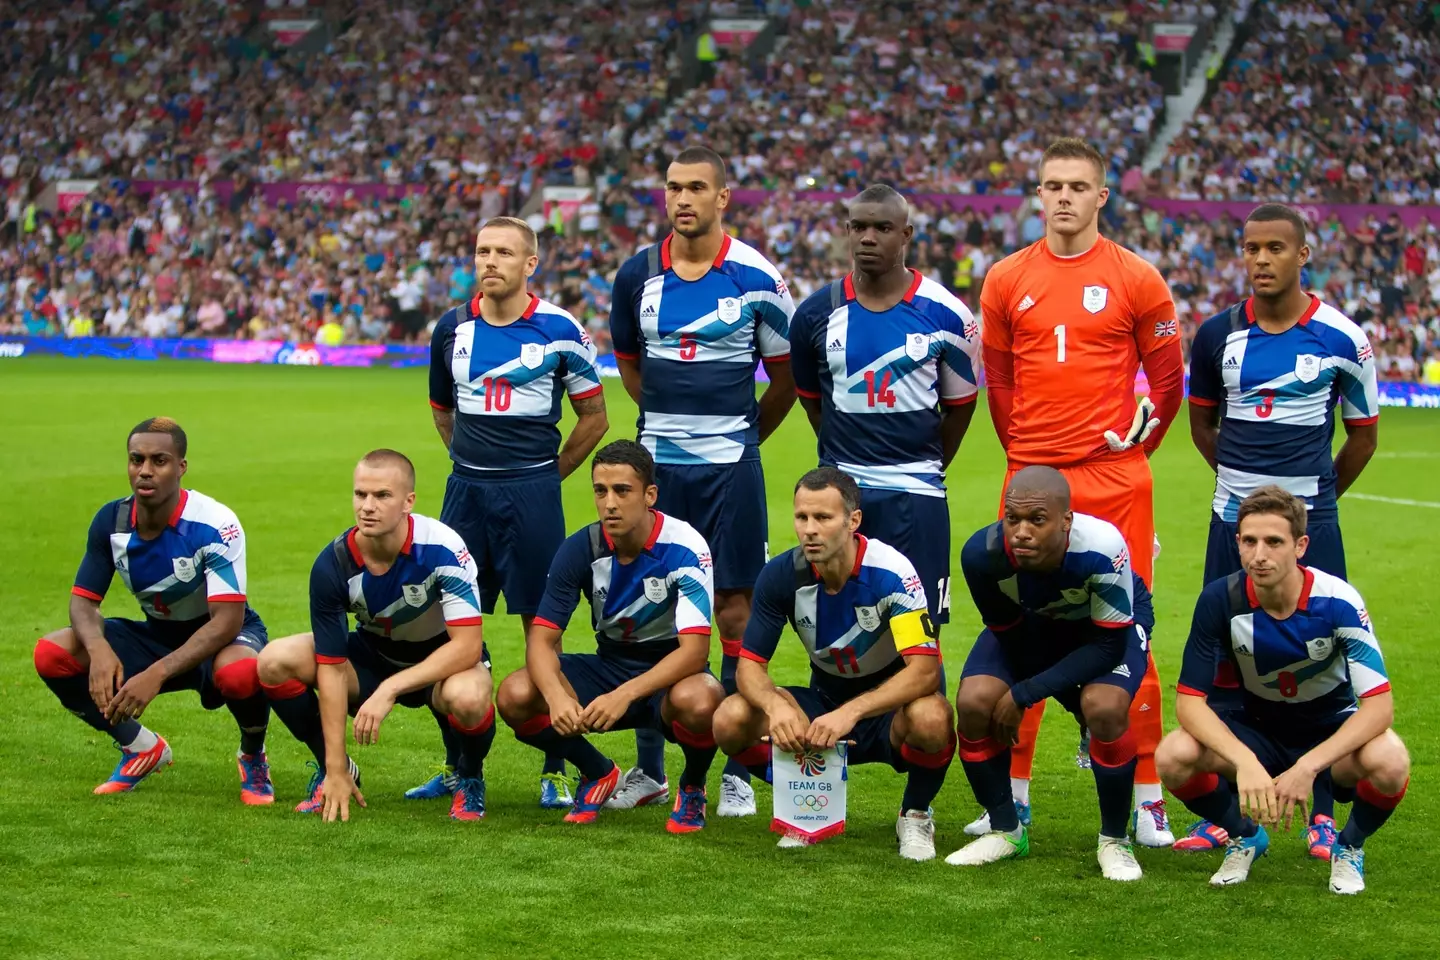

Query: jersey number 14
[864,370,897,408]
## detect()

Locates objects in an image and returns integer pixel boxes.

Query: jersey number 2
[481,377,512,412]
[864,370,897,408]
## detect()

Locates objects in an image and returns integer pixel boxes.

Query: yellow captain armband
[890,608,929,653]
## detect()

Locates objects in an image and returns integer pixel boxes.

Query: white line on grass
[1371,452,1440,459]
[1347,493,1440,509]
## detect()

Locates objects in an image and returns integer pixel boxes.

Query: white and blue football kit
[71,489,267,701]
[1189,295,1379,583]
[789,270,981,624]
[959,513,1150,714]
[609,234,795,590]
[429,292,602,616]
[531,512,714,729]
[742,536,938,766]
[1177,566,1389,772]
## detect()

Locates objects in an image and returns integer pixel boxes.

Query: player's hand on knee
[353,690,396,746]
[1272,764,1316,832]
[580,691,630,733]
[805,708,856,750]
[766,703,810,754]
[88,645,124,713]
[991,690,1024,745]
[548,695,585,736]
[1237,759,1278,825]
[105,666,163,724]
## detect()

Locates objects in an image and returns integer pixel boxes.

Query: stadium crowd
[3,0,1440,384]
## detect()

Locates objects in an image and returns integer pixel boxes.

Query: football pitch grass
[2,357,1437,959]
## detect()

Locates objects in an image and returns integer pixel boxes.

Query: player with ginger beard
[967,137,1185,847]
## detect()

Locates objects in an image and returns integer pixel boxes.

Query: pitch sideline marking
[1347,493,1440,509]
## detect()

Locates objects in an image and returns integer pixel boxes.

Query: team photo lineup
[30,131,1413,906]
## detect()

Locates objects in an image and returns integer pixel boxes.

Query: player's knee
[1079,687,1130,741]
[1365,731,1411,792]
[954,689,995,738]
[495,670,539,722]
[213,656,261,700]
[1155,730,1203,784]
[256,635,310,686]
[440,675,492,723]
[668,673,723,722]
[34,635,86,679]
[902,696,954,753]
[712,694,756,752]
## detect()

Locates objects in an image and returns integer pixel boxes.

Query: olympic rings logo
[792,794,829,810]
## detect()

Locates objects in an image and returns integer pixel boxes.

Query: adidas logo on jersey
[455,346,469,359]
[1111,663,1132,678]
[1223,356,1239,369]
[595,587,608,602]
[641,304,659,320]
[827,338,844,352]
[797,616,815,628]
[1017,295,1035,312]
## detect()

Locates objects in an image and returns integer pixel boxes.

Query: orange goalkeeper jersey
[980,236,1182,466]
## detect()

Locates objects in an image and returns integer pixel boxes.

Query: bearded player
[968,138,1185,847]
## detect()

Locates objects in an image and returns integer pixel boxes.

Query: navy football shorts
[960,627,1147,716]
[653,460,768,592]
[345,632,492,711]
[856,486,952,625]
[1221,712,1342,777]
[559,651,712,737]
[782,684,903,770]
[1204,513,1347,585]
[441,471,566,617]
[103,608,267,710]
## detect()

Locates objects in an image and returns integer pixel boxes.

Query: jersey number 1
[481,377,512,412]
[1053,324,1066,363]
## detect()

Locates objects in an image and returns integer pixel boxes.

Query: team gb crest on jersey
[1306,636,1334,661]
[1295,354,1321,383]
[1082,285,1108,314]
[905,332,930,362]
[403,584,428,607]
[172,557,197,582]
[854,605,881,632]
[717,297,742,323]
[643,577,669,603]
[520,342,545,369]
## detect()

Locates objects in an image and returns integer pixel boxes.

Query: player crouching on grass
[256,449,495,822]
[712,467,955,861]
[1158,486,1409,895]
[34,417,273,802]
[496,440,724,833]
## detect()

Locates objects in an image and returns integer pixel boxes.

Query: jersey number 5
[481,376,512,412]
[679,335,697,361]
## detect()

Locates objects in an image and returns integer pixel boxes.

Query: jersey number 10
[481,377,513,412]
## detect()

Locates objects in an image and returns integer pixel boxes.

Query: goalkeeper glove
[1104,396,1159,452]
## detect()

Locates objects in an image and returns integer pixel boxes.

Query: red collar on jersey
[1244,294,1320,326]
[660,233,731,271]
[469,292,540,322]
[601,510,665,554]
[1245,564,1315,612]
[806,534,868,583]
[131,488,188,529]
[346,515,415,568]
[842,269,923,304]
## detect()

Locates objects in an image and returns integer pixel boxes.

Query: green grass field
[2,357,1437,959]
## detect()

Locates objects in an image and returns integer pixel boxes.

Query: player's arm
[607,259,644,406]
[938,310,982,468]
[428,311,458,449]
[353,622,485,745]
[755,284,798,443]
[70,507,123,711]
[736,560,811,752]
[1289,594,1393,777]
[527,537,589,734]
[556,326,609,478]
[788,297,823,436]
[1174,587,1278,822]
[809,608,940,750]
[1334,330,1381,497]
[307,552,365,819]
[1186,318,1224,471]
[978,281,1015,450]
[1132,264,1185,456]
